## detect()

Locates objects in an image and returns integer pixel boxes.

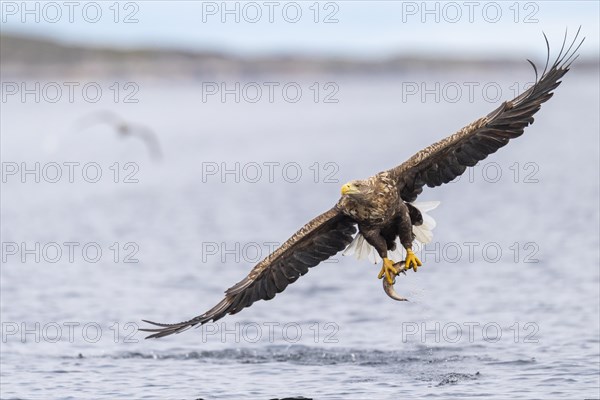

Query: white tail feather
[413,224,433,244]
[411,201,439,244]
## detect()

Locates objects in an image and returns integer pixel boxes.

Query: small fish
[382,261,409,301]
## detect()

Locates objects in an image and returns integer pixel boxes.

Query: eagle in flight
[141,31,583,339]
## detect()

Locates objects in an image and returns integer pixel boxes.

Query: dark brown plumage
[141,31,583,339]
[391,30,583,202]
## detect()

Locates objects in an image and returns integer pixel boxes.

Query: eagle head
[341,180,369,196]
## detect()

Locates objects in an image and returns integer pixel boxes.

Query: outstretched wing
[140,207,356,338]
[389,30,584,202]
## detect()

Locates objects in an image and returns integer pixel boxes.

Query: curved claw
[382,261,409,301]
[405,249,422,272]
[378,257,399,285]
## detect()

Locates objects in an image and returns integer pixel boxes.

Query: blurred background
[1,1,599,399]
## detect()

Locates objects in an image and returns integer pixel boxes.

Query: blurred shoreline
[2,33,598,79]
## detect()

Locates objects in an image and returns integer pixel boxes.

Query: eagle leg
[378,257,400,285]
[404,248,422,272]
[395,202,423,272]
[360,227,398,285]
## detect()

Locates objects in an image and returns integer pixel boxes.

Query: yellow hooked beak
[341,183,359,195]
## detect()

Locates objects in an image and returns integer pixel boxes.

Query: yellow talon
[404,249,422,272]
[378,257,399,285]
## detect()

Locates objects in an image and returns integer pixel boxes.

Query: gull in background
[73,110,163,161]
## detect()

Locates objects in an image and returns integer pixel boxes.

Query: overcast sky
[2,1,598,59]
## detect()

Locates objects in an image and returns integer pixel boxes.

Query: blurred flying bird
[141,30,583,339]
[73,110,163,160]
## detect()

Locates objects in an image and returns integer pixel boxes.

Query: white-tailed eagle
[141,30,583,339]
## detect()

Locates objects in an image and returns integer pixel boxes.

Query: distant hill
[1,33,597,78]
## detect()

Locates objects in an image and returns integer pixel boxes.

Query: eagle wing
[140,207,356,338]
[389,30,584,202]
